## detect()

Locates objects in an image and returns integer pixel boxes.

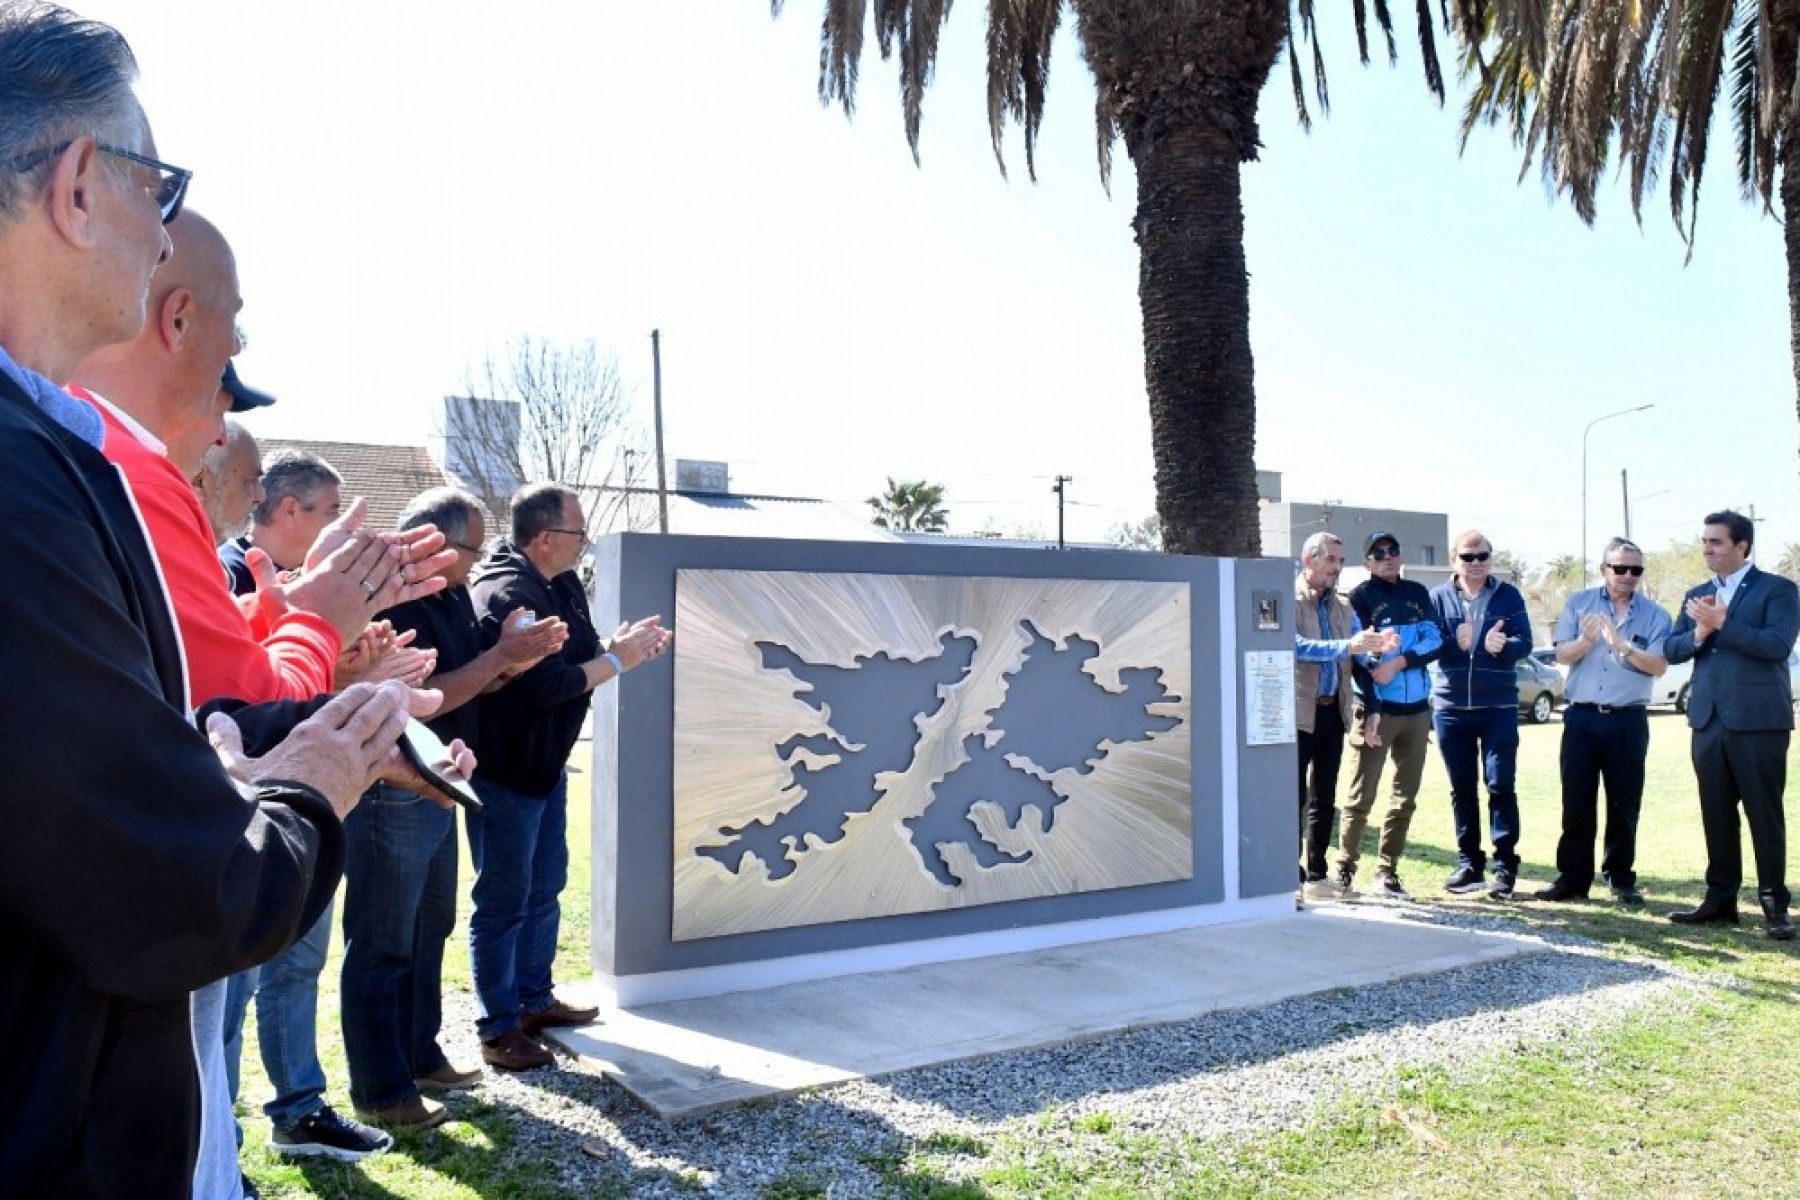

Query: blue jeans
[1433,706,1521,874]
[222,899,333,1131]
[340,782,458,1110]
[466,772,568,1042]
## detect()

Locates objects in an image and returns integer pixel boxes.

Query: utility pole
[1052,475,1072,550]
[650,329,669,534]
[1621,468,1629,541]
[623,447,636,532]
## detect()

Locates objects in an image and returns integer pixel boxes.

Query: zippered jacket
[1428,575,1532,709]
[1347,575,1443,715]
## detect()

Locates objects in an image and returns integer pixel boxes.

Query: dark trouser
[1555,704,1649,892]
[341,782,459,1111]
[1295,699,1345,881]
[1338,707,1431,876]
[1433,706,1521,874]
[1692,722,1791,910]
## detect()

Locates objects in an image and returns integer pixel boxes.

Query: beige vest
[1293,573,1356,734]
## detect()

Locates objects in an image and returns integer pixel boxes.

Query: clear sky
[86,2,1798,569]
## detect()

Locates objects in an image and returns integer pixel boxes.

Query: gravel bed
[423,905,1708,1198]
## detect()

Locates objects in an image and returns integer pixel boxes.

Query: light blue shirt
[1554,587,1674,706]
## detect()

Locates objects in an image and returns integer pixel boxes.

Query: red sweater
[81,391,340,707]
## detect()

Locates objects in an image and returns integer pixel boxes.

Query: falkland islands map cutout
[671,570,1191,940]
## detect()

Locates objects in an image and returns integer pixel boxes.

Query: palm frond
[985,0,1061,180]
[1375,0,1401,64]
[1416,0,1446,100]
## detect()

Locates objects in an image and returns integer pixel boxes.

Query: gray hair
[252,449,340,527]
[0,4,141,222]
[196,415,250,481]
[510,481,577,546]
[399,485,483,546]
[1300,531,1342,563]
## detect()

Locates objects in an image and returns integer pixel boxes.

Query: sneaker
[1444,865,1486,894]
[1370,870,1411,900]
[269,1104,394,1161]
[355,1094,449,1130]
[1302,876,1353,902]
[1611,884,1645,907]
[1332,864,1361,899]
[1490,868,1517,899]
[414,1062,483,1093]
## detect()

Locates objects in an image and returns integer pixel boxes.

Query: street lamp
[1581,403,1654,586]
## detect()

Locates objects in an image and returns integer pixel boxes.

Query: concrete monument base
[549,906,1545,1121]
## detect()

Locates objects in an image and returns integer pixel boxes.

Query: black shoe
[1489,868,1518,900]
[269,1104,394,1161]
[1534,881,1590,902]
[1667,901,1741,926]
[1760,897,1796,941]
[1444,865,1486,894]
[1610,885,1645,907]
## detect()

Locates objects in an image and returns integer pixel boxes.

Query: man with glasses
[1428,529,1533,898]
[1334,531,1444,900]
[1662,510,1799,939]
[341,487,568,1127]
[1536,538,1671,906]
[0,6,433,1193]
[466,482,672,1069]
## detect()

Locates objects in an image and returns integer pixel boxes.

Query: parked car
[1649,645,1800,712]
[1517,656,1565,724]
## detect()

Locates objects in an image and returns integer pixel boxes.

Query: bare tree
[440,336,650,536]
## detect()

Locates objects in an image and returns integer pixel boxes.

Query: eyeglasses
[1368,546,1400,561]
[1606,563,1645,576]
[449,540,484,556]
[548,526,588,540]
[9,138,191,223]
[1458,551,1492,563]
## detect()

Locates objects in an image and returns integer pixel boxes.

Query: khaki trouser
[1336,705,1432,876]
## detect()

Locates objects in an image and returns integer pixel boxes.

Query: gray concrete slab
[550,906,1544,1121]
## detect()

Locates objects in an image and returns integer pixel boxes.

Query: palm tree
[771,2,1465,556]
[868,476,951,531]
[1458,3,1800,425]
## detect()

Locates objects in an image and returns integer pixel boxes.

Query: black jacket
[469,542,602,795]
[0,373,343,1198]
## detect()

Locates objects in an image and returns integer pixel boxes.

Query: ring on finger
[360,579,377,597]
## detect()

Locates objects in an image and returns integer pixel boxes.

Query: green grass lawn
[235,715,1800,1198]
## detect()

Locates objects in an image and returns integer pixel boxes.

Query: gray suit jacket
[1663,565,1800,732]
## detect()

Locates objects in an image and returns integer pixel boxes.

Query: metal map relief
[671,570,1192,941]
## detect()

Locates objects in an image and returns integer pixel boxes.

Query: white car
[1649,646,1800,712]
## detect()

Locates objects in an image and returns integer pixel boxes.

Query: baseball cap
[221,362,276,412]
[1364,531,1399,556]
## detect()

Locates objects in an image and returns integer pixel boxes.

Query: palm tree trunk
[1078,3,1286,557]
[1131,118,1263,557]
[1785,118,1800,455]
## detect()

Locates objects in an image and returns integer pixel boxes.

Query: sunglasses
[1458,551,1492,563]
[1368,546,1400,561]
[9,139,191,224]
[1606,563,1646,576]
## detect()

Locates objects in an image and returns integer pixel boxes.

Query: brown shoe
[354,1095,448,1130]
[519,998,600,1036]
[414,1063,483,1093]
[480,1028,553,1071]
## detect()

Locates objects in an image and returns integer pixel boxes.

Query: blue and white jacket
[1348,575,1443,715]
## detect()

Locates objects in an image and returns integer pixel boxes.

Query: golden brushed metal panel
[671,570,1191,941]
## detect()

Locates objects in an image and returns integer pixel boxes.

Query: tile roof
[259,438,451,533]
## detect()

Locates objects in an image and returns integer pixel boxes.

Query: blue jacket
[1428,576,1531,709]
[1348,575,1443,715]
